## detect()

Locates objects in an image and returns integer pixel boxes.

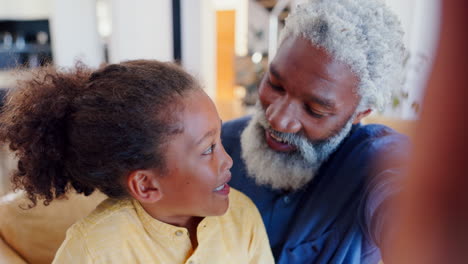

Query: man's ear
[127,169,163,203]
[352,108,372,124]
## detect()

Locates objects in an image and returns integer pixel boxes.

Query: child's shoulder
[213,188,264,238]
[229,188,255,208]
[68,198,139,237]
[225,188,261,219]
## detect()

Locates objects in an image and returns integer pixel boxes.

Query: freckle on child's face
[156,90,233,217]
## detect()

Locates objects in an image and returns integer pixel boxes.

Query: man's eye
[304,105,325,119]
[202,144,216,155]
[268,79,284,92]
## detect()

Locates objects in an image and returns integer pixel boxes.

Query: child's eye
[202,144,216,155]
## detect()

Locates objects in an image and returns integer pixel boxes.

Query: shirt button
[283,196,291,204]
[175,230,184,236]
[188,261,195,264]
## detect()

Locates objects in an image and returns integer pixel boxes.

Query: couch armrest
[0,236,27,264]
[0,191,107,264]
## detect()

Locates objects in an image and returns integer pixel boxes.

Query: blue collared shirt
[221,117,408,264]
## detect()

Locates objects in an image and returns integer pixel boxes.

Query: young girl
[0,60,274,264]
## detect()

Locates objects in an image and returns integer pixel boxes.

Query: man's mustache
[255,109,322,148]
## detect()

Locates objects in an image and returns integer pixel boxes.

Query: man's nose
[265,99,301,133]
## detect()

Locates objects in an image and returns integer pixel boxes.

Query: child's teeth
[214,184,224,191]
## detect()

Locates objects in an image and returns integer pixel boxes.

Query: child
[0,60,274,264]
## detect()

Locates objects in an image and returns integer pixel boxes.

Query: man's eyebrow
[269,65,283,81]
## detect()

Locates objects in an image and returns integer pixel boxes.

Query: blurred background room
[0,0,439,196]
[0,1,446,263]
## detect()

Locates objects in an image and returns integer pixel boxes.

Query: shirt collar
[131,199,218,241]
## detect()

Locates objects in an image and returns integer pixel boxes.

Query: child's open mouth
[214,184,225,191]
[213,175,231,195]
[213,183,230,195]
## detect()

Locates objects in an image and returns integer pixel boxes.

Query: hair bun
[0,65,92,206]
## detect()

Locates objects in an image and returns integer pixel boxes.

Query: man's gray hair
[279,0,407,111]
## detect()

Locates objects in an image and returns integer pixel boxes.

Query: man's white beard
[240,104,355,191]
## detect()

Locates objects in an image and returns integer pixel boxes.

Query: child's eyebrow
[196,119,222,146]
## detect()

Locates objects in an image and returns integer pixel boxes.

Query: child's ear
[127,169,163,203]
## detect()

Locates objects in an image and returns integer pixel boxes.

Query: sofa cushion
[0,191,106,264]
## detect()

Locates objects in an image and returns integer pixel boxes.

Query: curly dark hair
[0,60,199,207]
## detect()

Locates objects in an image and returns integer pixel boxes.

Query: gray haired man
[222,0,409,263]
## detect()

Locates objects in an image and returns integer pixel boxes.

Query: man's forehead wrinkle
[274,55,342,87]
[274,63,338,109]
[307,57,353,85]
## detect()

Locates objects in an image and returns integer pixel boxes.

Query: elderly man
[222,0,408,263]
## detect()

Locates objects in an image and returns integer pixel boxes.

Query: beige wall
[0,145,15,195]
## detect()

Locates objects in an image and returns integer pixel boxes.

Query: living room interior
[0,0,443,263]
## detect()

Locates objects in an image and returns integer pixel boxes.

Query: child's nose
[220,143,233,171]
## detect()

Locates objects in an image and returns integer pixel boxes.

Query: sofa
[0,114,415,263]
[0,191,106,264]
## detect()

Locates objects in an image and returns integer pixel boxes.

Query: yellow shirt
[53,188,274,264]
